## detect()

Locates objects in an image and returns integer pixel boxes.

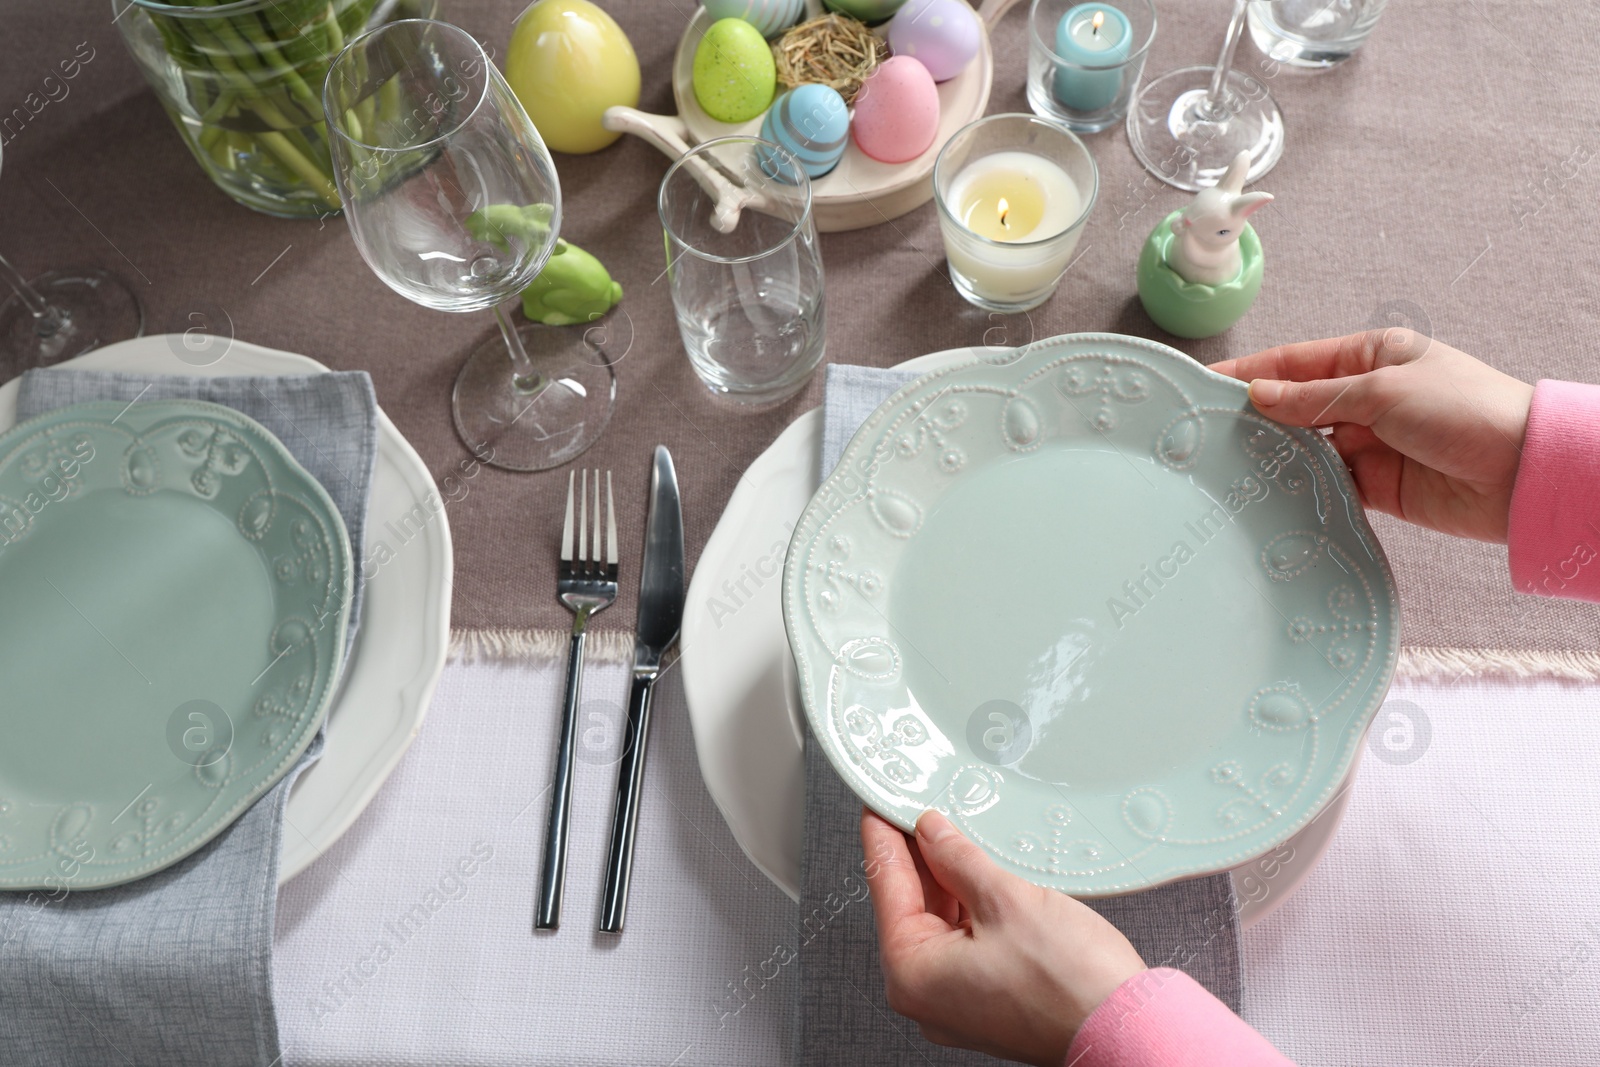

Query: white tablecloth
[275,661,795,1067]
[276,665,1600,1066]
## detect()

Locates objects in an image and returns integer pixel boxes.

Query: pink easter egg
[850,56,941,164]
[888,0,979,82]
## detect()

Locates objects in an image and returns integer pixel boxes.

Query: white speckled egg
[703,0,804,38]
[888,0,979,82]
[759,84,850,179]
[850,55,940,164]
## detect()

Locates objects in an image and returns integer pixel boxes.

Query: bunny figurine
[1136,151,1273,339]
[1165,151,1274,286]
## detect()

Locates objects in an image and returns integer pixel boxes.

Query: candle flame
[1092,10,1104,34]
[998,197,1010,227]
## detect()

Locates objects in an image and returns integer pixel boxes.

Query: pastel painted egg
[822,0,910,23]
[888,0,979,82]
[850,55,940,164]
[759,84,849,179]
[702,0,804,38]
[505,0,641,154]
[693,18,779,124]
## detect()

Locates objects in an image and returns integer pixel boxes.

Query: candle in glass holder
[1053,4,1131,112]
[934,118,1096,312]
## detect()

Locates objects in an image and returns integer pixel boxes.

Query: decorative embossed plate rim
[781,333,1401,896]
[0,399,352,890]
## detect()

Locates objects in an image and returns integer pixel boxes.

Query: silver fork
[535,468,617,931]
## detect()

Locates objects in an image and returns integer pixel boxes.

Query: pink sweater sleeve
[1065,968,1294,1067]
[1507,380,1600,602]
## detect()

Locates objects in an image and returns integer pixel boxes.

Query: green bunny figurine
[464,202,555,249]
[519,240,624,326]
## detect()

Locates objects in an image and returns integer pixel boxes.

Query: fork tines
[560,469,618,581]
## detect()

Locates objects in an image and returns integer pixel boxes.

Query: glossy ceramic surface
[682,347,1360,921]
[0,400,352,889]
[781,335,1400,895]
[0,336,456,886]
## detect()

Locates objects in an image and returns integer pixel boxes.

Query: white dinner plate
[681,347,1356,924]
[0,335,452,884]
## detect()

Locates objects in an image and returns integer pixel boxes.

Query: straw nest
[772,14,887,105]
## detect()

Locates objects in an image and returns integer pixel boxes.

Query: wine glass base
[0,268,145,375]
[1126,66,1285,192]
[452,321,618,473]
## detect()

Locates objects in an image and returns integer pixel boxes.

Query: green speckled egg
[693,18,778,124]
[822,0,909,24]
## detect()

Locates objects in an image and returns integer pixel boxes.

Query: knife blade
[599,445,685,932]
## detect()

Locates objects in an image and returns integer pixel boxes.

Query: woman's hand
[861,808,1145,1066]
[1210,328,1534,542]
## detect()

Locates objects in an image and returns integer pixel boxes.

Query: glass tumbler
[659,138,826,407]
[1247,0,1389,68]
[1027,0,1157,134]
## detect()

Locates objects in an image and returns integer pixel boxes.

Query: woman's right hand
[1210,329,1534,542]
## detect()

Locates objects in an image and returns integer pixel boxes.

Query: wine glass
[0,139,145,375]
[324,18,615,472]
[1126,0,1285,192]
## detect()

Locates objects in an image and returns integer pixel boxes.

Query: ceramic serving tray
[604,0,1008,233]
[0,400,352,890]
[782,335,1400,896]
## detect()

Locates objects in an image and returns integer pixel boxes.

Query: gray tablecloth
[6,1,1599,669]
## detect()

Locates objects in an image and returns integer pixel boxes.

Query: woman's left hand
[861,807,1146,1066]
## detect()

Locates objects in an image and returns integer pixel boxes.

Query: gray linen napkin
[797,364,1242,1067]
[0,370,379,1067]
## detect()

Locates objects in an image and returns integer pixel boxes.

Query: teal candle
[1053,4,1132,112]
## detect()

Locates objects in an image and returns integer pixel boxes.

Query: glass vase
[114,0,429,218]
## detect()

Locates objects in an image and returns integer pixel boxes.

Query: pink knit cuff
[1508,380,1600,602]
[1066,968,1294,1067]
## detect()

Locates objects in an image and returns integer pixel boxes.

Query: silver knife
[599,445,685,933]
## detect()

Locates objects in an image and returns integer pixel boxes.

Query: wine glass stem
[1200,0,1251,120]
[0,251,65,336]
[495,304,547,395]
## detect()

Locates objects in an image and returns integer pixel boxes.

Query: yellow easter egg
[506,0,641,154]
[692,18,777,124]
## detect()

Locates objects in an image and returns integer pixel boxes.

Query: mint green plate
[0,400,351,890]
[782,335,1400,896]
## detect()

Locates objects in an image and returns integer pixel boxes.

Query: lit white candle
[939,150,1087,308]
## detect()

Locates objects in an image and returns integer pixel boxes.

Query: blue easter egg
[759,84,850,180]
[702,0,804,38]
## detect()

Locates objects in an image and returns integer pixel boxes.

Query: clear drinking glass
[325,19,615,471]
[1247,0,1389,68]
[1026,0,1157,134]
[1126,0,1285,192]
[0,140,145,375]
[658,138,825,407]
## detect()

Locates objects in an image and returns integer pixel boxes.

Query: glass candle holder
[934,114,1098,314]
[1247,0,1389,68]
[1027,0,1157,133]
